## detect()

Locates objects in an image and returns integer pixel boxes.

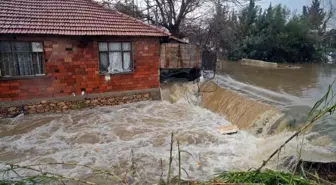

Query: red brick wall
[0,35,160,102]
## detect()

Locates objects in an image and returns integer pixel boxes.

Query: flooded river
[0,62,335,184]
[218,61,336,106]
[216,61,336,143]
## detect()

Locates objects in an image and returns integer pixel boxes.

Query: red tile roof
[0,0,170,36]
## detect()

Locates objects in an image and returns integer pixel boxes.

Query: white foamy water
[0,100,252,184]
[215,75,306,107]
[1,99,335,184]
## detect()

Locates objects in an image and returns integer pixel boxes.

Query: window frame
[0,41,45,78]
[98,41,134,75]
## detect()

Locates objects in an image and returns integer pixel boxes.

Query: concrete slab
[216,125,239,135]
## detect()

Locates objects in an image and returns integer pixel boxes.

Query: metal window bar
[11,42,18,76]
[0,41,44,77]
[0,42,14,76]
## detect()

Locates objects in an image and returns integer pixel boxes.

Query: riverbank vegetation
[217,0,335,63]
[191,0,336,63]
[108,0,335,63]
[201,170,321,185]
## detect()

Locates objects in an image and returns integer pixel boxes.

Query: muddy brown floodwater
[0,61,335,184]
[218,61,336,105]
[216,61,336,140]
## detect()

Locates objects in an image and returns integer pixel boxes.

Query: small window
[0,41,44,77]
[98,42,133,74]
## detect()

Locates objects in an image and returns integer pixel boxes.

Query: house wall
[0,35,161,103]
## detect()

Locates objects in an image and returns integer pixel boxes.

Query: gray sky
[257,0,336,28]
[257,0,312,12]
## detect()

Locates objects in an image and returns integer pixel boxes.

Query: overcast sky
[257,0,335,27]
[257,0,312,12]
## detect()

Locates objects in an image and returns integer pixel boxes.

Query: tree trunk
[170,26,183,38]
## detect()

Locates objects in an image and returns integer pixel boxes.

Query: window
[0,41,44,77]
[98,42,133,74]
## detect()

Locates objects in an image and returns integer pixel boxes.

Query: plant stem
[167,132,174,185]
[256,95,336,174]
[4,163,97,185]
[177,140,181,185]
[256,115,320,173]
[24,162,123,182]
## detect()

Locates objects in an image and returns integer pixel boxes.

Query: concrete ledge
[240,58,278,68]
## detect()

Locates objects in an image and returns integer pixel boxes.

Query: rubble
[216,125,239,135]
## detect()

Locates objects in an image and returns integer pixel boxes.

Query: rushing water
[0,100,260,184]
[0,62,336,184]
[1,99,334,184]
[216,61,336,142]
[218,61,336,106]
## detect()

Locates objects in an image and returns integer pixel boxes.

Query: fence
[160,44,201,69]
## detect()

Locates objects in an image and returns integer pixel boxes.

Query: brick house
[0,0,170,115]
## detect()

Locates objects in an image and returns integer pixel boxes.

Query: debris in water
[13,113,24,118]
[11,105,25,118]
[216,125,239,135]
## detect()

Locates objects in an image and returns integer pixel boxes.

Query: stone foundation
[0,89,160,118]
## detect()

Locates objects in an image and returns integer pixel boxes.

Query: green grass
[209,170,320,185]
[157,170,320,185]
[0,170,323,185]
[70,101,88,109]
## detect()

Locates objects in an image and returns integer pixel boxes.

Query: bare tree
[99,0,248,38]
[100,0,146,20]
[115,0,146,19]
[183,18,217,49]
[322,0,336,30]
[145,0,203,37]
[145,0,248,38]
[183,1,239,57]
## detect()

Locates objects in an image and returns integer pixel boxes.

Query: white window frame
[98,42,133,74]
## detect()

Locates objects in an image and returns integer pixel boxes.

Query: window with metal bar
[98,42,133,74]
[0,41,44,77]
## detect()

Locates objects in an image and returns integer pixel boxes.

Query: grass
[157,170,321,185]
[205,170,320,185]
[70,101,88,109]
[0,170,322,185]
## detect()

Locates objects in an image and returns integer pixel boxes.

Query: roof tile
[0,0,170,36]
